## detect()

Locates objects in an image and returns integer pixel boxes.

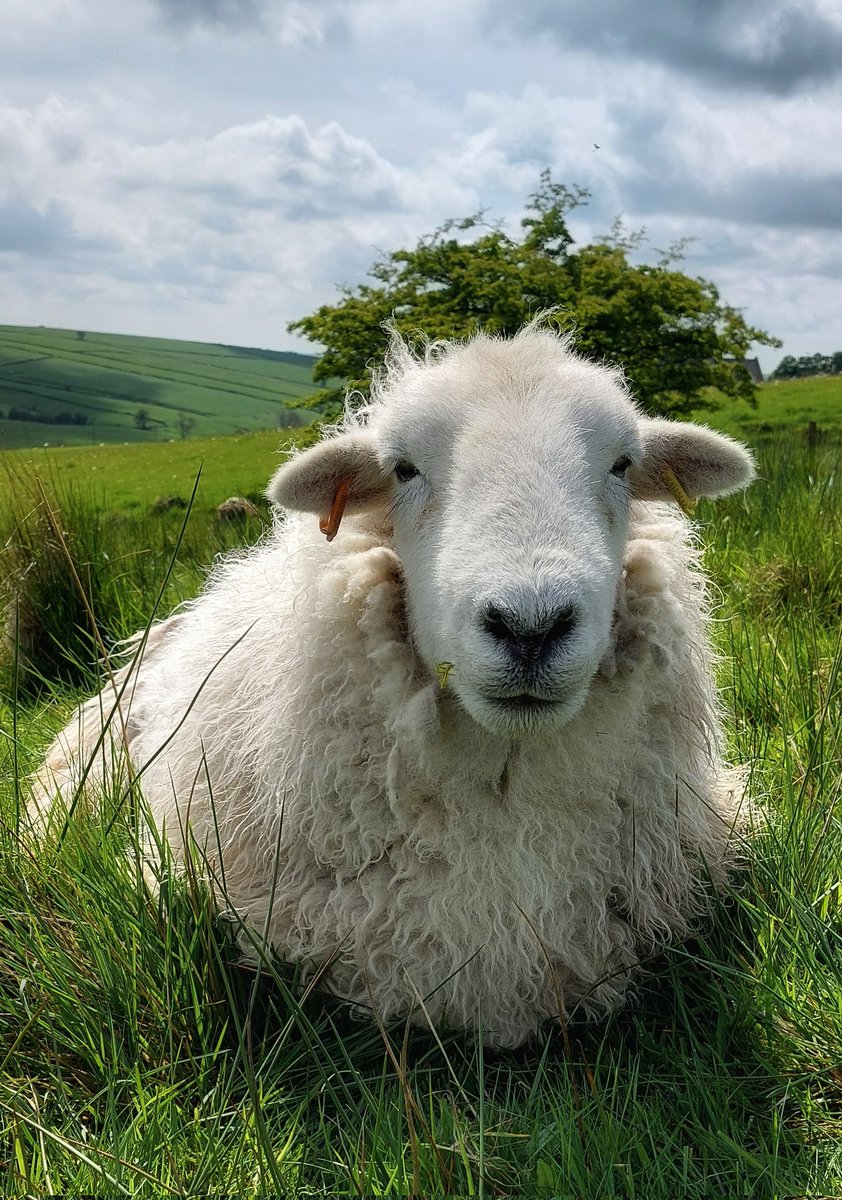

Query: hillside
[0,325,323,449]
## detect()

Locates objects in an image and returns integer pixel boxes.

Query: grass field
[1,372,839,517]
[0,326,322,450]
[1,426,315,515]
[696,373,842,441]
[0,406,841,1194]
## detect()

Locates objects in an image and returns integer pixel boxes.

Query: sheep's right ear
[630,419,756,514]
[267,432,391,541]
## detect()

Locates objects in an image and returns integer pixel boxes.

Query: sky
[2,0,841,373]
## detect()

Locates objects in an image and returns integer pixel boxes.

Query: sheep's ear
[267,432,391,540]
[629,418,755,512]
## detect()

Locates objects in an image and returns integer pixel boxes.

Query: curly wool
[34,500,744,1047]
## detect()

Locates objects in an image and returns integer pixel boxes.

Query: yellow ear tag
[661,467,697,517]
[435,661,454,689]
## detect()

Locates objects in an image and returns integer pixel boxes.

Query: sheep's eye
[394,459,419,483]
[610,455,632,478]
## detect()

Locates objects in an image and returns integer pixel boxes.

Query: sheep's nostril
[545,606,578,649]
[481,600,579,663]
[483,605,515,644]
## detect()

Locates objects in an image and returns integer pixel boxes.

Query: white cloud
[0,96,484,346]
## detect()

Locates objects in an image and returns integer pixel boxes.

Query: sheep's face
[372,353,638,736]
[270,331,755,739]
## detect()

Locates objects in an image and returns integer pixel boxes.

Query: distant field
[0,325,323,450]
[0,425,316,513]
[692,373,842,440]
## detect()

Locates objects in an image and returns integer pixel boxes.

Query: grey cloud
[626,166,842,233]
[728,173,842,231]
[492,0,842,94]
[149,0,266,30]
[111,164,403,221]
[0,200,112,259]
[283,191,402,219]
[146,0,348,40]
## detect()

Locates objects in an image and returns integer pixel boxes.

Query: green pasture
[1,426,316,515]
[695,373,842,441]
[0,414,841,1193]
[1,372,840,518]
[0,326,321,450]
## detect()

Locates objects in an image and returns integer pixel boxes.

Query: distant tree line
[4,407,89,426]
[772,352,842,380]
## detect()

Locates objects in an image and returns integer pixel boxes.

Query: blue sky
[2,0,841,370]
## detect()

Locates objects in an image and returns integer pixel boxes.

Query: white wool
[32,328,751,1048]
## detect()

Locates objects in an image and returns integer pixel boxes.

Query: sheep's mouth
[489,694,560,715]
[459,678,593,736]
[474,681,594,734]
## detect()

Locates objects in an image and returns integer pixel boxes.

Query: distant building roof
[724,356,764,384]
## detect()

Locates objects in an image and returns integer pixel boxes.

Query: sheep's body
[34,329,751,1047]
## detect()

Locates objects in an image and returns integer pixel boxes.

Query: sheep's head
[269,329,754,738]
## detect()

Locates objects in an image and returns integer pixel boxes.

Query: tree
[771,354,799,379]
[289,172,779,419]
[771,351,842,380]
[178,415,196,440]
[134,407,152,431]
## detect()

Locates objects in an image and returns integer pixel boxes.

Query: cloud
[595,84,842,235]
[630,169,842,233]
[144,0,344,45]
[110,114,410,218]
[489,0,842,94]
[149,0,265,29]
[0,97,482,345]
[0,199,112,257]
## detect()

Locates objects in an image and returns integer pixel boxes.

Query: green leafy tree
[772,354,799,379]
[289,172,779,419]
[772,351,842,380]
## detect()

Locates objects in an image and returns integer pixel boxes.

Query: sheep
[31,326,756,1048]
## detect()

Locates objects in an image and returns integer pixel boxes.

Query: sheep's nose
[481,597,579,664]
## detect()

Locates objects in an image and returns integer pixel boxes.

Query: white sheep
[32,326,755,1048]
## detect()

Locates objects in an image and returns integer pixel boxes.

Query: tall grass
[0,468,268,693]
[1,438,840,1197]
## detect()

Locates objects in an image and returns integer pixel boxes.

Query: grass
[0,425,316,516]
[0,326,322,449]
[1,432,841,1196]
[0,372,839,518]
[690,373,842,441]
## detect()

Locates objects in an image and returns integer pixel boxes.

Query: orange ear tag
[319,479,351,542]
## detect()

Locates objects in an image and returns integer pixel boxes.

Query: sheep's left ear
[267,431,391,541]
[629,418,755,512]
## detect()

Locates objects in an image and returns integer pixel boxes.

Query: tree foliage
[289,172,779,419]
[772,351,842,380]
